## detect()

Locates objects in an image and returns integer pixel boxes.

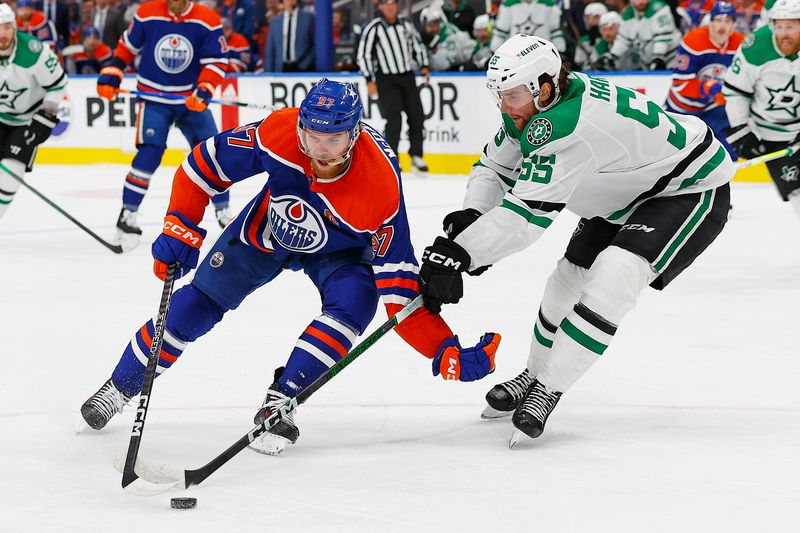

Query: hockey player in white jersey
[491,0,565,53]
[0,4,65,218]
[609,0,682,70]
[723,0,800,220]
[418,35,734,445]
[421,4,476,71]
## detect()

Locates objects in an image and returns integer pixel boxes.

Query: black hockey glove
[648,57,667,71]
[26,109,59,146]
[724,124,766,159]
[420,236,471,314]
[443,208,491,276]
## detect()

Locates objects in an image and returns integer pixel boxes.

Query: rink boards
[37,72,768,182]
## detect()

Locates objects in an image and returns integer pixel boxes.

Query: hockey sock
[121,168,153,210]
[111,318,188,397]
[0,159,24,218]
[528,257,588,376]
[211,190,230,210]
[279,314,358,396]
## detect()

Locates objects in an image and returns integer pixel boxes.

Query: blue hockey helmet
[710,1,737,19]
[298,79,363,164]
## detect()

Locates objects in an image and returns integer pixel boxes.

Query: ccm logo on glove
[164,215,203,248]
[422,249,464,270]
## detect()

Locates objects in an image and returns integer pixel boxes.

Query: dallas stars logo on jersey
[0,81,27,109]
[526,118,553,146]
[766,77,800,118]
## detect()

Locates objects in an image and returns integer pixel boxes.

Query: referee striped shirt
[356,17,429,80]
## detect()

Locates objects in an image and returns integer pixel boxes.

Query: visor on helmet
[297,122,360,165]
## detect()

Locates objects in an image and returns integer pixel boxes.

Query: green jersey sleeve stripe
[501,199,553,228]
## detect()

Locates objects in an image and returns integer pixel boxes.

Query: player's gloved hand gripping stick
[115,296,427,495]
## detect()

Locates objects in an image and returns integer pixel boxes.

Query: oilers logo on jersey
[696,63,726,84]
[268,196,328,252]
[155,34,195,74]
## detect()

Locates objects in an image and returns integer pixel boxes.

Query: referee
[356,0,430,173]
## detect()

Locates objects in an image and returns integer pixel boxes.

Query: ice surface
[1,165,798,532]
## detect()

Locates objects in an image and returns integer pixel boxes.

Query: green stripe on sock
[501,199,553,228]
[561,318,608,355]
[534,323,553,348]
[0,198,11,204]
[679,146,726,189]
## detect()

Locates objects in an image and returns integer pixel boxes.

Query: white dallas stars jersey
[0,31,66,126]
[457,72,734,269]
[610,0,681,69]
[491,0,565,53]
[722,25,800,143]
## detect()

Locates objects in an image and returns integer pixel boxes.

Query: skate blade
[481,405,513,419]
[248,434,289,456]
[508,429,526,449]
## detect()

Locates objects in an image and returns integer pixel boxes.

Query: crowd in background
[3,0,777,75]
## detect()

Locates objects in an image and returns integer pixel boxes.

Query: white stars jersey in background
[0,32,66,126]
[611,0,682,69]
[491,0,565,52]
[113,0,228,104]
[723,25,800,143]
[458,72,733,268]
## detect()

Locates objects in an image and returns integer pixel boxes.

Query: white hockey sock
[528,257,588,376]
[538,246,655,392]
[788,190,800,222]
[0,159,25,219]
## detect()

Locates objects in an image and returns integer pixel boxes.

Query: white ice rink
[1,165,798,533]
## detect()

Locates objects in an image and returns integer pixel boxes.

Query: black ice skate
[80,379,132,430]
[508,380,562,448]
[482,368,535,419]
[115,207,142,250]
[411,155,428,174]
[248,367,299,456]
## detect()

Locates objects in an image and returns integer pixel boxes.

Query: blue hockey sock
[121,168,153,210]
[111,319,188,397]
[279,314,358,397]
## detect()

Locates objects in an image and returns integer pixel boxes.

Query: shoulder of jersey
[228,32,250,48]
[681,27,714,53]
[255,109,400,233]
[648,0,670,13]
[187,2,222,27]
[135,0,169,19]
[620,6,635,20]
[741,25,781,66]
[501,0,523,8]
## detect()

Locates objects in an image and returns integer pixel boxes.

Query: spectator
[222,0,255,48]
[264,0,315,72]
[224,16,254,72]
[605,0,630,13]
[93,0,127,49]
[333,9,357,70]
[35,0,70,49]
[421,4,475,71]
[333,8,352,43]
[16,0,57,49]
[573,1,607,69]
[732,0,766,32]
[72,25,113,72]
[470,13,492,69]
[444,0,475,36]
[356,0,430,173]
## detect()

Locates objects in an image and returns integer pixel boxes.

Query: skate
[482,368,534,419]
[115,207,142,250]
[214,207,233,229]
[248,367,299,456]
[509,380,562,448]
[80,379,132,430]
[411,155,428,175]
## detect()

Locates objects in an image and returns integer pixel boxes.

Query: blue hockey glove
[152,211,206,280]
[97,57,126,100]
[433,333,501,382]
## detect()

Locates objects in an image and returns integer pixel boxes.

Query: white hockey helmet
[420,5,447,26]
[584,2,609,19]
[599,11,622,27]
[770,0,800,20]
[487,34,563,112]
[0,3,16,26]
[473,13,491,31]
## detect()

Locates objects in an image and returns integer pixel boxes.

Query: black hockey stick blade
[126,296,424,493]
[121,265,177,495]
[0,163,130,254]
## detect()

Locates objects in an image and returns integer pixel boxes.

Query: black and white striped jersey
[356,17,429,78]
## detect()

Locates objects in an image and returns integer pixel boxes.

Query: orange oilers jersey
[17,11,56,48]
[226,31,252,73]
[667,27,744,115]
[167,108,454,358]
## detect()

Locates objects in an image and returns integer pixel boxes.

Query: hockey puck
[170,497,197,510]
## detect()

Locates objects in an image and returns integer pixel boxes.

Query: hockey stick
[734,143,799,170]
[118,88,275,111]
[116,295,425,495]
[0,162,129,254]
[121,264,178,496]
